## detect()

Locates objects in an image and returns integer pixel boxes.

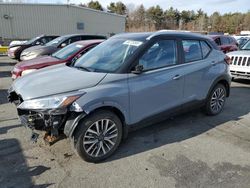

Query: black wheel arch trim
[207,75,231,99]
[64,110,128,141]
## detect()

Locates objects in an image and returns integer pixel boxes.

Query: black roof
[112,31,210,41]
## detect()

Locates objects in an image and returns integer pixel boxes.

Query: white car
[227,40,250,80]
[9,40,27,47]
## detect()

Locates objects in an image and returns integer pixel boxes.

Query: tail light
[224,55,232,65]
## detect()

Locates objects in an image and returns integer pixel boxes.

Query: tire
[204,84,227,116]
[73,110,123,163]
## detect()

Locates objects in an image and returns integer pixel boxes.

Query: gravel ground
[1,56,250,188]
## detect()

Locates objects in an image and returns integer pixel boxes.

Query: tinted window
[69,36,81,44]
[182,40,202,62]
[139,40,177,70]
[214,38,221,45]
[200,41,211,58]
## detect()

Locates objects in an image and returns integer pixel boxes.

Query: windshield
[241,40,250,50]
[25,36,41,45]
[52,43,84,60]
[45,36,64,47]
[73,38,144,72]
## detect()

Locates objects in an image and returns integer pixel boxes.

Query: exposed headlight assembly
[18,92,85,110]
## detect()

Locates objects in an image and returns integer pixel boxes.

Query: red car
[12,39,104,79]
[208,35,238,53]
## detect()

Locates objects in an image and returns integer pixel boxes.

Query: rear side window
[182,40,202,62]
[200,41,211,58]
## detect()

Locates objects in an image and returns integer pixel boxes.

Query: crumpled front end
[8,88,84,144]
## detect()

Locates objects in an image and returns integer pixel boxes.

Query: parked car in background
[20,34,107,61]
[227,39,250,80]
[12,40,104,79]
[9,31,231,162]
[9,40,27,47]
[8,35,59,60]
[237,37,250,48]
[208,35,238,53]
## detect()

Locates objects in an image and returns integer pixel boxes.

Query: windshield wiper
[74,66,92,72]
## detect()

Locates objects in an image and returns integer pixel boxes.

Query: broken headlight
[18,93,84,110]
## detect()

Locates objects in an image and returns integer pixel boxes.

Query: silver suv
[9,31,231,162]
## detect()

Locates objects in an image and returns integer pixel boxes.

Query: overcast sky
[26,0,249,15]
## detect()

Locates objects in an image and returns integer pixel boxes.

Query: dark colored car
[208,35,238,53]
[20,34,106,61]
[11,40,104,79]
[9,31,231,162]
[8,35,59,60]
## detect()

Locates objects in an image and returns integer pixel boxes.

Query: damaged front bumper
[8,89,85,144]
[17,108,68,143]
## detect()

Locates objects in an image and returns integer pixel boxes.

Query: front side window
[182,40,202,62]
[73,38,143,72]
[139,40,177,70]
[52,43,84,60]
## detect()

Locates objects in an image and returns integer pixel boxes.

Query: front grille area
[230,56,250,66]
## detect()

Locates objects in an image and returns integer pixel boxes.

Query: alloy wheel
[83,119,118,157]
[210,87,225,114]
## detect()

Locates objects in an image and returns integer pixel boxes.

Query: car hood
[9,44,28,48]
[12,64,107,100]
[227,50,250,56]
[15,56,60,69]
[22,45,57,55]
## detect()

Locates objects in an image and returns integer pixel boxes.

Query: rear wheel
[73,110,122,163]
[204,84,226,115]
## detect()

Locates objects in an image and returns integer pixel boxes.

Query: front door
[128,39,184,124]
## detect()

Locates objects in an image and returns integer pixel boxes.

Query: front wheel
[204,84,227,116]
[73,110,123,163]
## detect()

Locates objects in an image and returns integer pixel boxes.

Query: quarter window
[139,40,177,70]
[200,41,211,58]
[182,40,202,62]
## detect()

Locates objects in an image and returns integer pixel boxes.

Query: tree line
[81,1,250,34]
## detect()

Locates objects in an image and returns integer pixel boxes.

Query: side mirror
[60,43,67,48]
[131,64,144,74]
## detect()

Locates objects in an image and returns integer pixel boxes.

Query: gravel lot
[1,56,250,188]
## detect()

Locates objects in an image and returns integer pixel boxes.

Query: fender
[82,100,129,124]
[206,74,231,99]
[64,100,129,139]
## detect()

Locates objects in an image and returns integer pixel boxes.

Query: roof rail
[146,30,191,40]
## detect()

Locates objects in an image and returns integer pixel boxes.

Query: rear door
[128,38,185,124]
[181,39,214,103]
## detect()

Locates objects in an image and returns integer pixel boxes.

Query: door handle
[211,61,216,66]
[173,75,181,80]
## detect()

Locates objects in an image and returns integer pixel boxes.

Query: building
[0,3,126,40]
